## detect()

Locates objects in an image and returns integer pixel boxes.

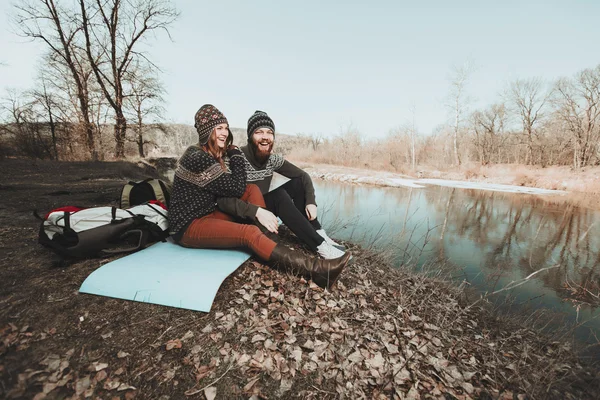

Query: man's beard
[250,138,274,164]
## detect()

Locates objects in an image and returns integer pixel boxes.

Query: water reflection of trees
[318,181,600,303]
[433,188,600,301]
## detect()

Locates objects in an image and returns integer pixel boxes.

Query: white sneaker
[316,229,345,251]
[317,241,346,260]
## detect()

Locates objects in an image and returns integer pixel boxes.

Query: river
[290,177,600,349]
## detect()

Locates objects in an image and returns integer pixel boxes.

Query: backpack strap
[63,211,71,230]
[120,183,134,209]
[146,203,168,219]
[148,179,167,205]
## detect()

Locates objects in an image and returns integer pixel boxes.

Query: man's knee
[287,177,304,191]
[269,187,293,203]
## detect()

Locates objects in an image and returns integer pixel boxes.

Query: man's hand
[256,207,279,233]
[305,204,317,221]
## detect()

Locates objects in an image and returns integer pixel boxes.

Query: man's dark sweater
[217,145,316,220]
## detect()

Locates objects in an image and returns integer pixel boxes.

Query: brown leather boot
[268,244,351,289]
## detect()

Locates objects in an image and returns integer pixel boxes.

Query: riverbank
[1,158,599,399]
[291,160,600,210]
[289,161,600,194]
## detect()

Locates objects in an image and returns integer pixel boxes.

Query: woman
[169,104,350,289]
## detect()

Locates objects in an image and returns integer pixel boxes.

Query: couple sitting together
[168,104,351,289]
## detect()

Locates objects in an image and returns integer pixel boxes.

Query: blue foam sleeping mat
[79,239,251,312]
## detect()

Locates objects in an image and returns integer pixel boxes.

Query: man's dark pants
[263,177,323,251]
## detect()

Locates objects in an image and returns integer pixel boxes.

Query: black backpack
[120,179,171,209]
[36,203,169,259]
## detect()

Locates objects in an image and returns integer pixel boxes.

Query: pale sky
[1,0,599,139]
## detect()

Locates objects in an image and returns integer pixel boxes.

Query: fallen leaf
[117,383,136,392]
[384,343,399,355]
[95,370,108,382]
[166,339,182,351]
[348,351,364,363]
[406,385,420,400]
[103,379,120,390]
[89,362,108,372]
[366,352,385,369]
[251,334,266,343]
[117,351,130,359]
[462,382,474,394]
[75,376,91,395]
[181,331,194,341]
[244,377,260,392]
[204,386,217,400]
[279,378,293,393]
[301,340,315,350]
[264,339,277,350]
[43,382,57,394]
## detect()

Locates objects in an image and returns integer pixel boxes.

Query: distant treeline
[287,63,600,171]
[0,121,303,161]
[3,57,599,171]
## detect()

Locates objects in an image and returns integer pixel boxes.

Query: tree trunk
[48,110,58,161]
[527,128,534,166]
[114,111,127,158]
[453,131,461,166]
[79,98,98,161]
[454,101,461,166]
[137,124,144,158]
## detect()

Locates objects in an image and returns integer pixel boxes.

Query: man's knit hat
[194,104,228,145]
[247,110,275,139]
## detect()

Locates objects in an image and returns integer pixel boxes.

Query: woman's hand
[305,204,317,221]
[226,145,241,157]
[256,207,279,233]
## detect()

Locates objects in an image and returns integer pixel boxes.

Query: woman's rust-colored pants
[179,184,277,260]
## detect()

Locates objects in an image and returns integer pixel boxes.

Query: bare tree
[29,74,60,159]
[78,0,177,158]
[553,65,600,169]
[506,77,550,165]
[124,61,165,158]
[309,133,323,151]
[471,103,506,165]
[408,102,417,170]
[447,62,475,166]
[13,0,99,160]
[0,89,52,159]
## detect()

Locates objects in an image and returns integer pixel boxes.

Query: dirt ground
[1,158,599,400]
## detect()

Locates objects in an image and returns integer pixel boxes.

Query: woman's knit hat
[247,110,275,140]
[194,104,228,145]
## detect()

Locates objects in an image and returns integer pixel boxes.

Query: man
[217,110,345,259]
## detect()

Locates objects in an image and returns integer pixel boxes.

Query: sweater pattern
[244,153,285,182]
